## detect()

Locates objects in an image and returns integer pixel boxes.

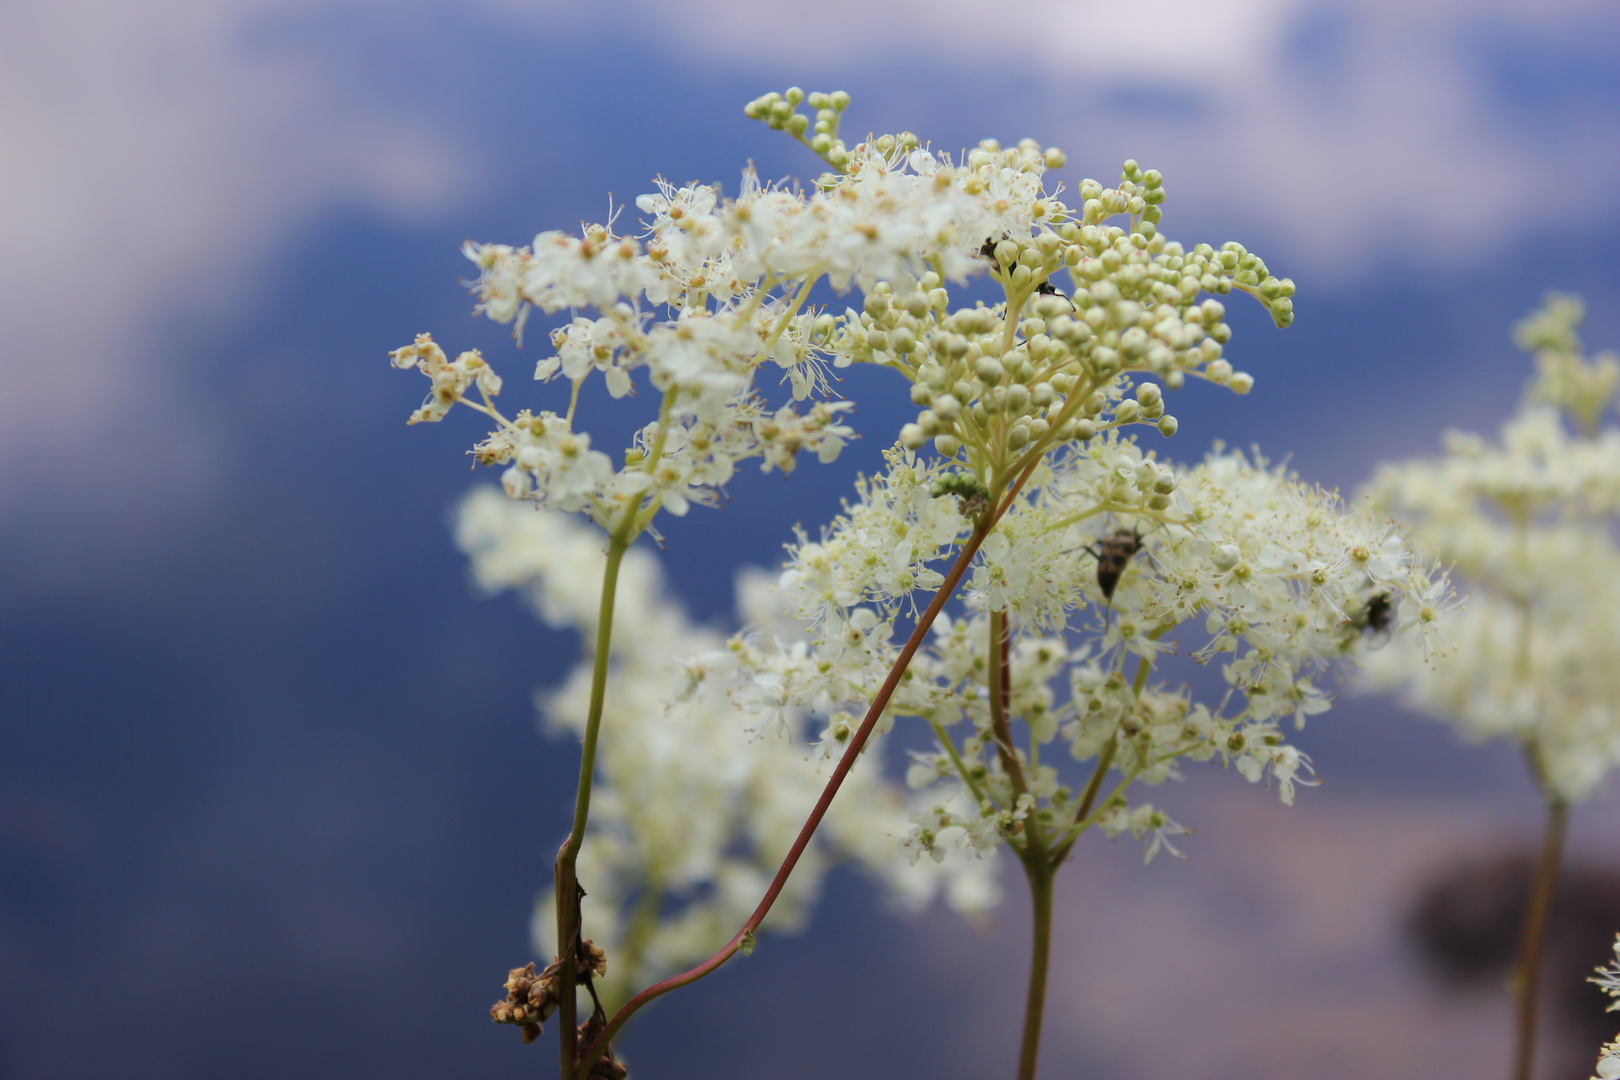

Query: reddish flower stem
[576,457,1044,1077]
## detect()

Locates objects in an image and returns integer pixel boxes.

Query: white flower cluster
[454,488,995,1008]
[725,439,1447,864]
[1360,296,1620,803]
[391,86,1302,543]
[1594,935,1620,1080]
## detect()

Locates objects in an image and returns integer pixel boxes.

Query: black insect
[1358,591,1394,635]
[980,235,1005,270]
[1085,527,1144,601]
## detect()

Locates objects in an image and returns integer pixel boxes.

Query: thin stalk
[555,528,630,1074]
[579,510,1014,1076]
[988,609,1028,795]
[1511,792,1569,1080]
[1016,859,1055,1080]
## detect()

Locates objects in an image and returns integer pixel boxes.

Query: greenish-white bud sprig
[818,173,1289,491]
[744,86,856,178]
[1516,291,1620,436]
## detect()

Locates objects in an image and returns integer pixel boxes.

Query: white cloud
[560,0,1620,274]
[0,0,471,507]
[1,0,1614,513]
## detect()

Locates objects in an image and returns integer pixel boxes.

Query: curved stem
[1511,791,1569,1080]
[555,529,630,1074]
[579,509,1020,1075]
[1016,860,1055,1080]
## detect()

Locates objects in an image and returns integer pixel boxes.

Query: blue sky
[2,3,1619,1078]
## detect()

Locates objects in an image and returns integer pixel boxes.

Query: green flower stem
[1012,642,1165,1078]
[931,720,993,810]
[1016,858,1056,1080]
[1512,785,1569,1080]
[555,523,632,1075]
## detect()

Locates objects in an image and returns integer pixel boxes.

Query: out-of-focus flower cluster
[720,440,1448,865]
[1593,935,1620,1080]
[1361,295,1620,803]
[455,488,995,1009]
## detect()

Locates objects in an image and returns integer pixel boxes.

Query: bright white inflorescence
[721,439,1449,865]
[403,85,1440,1009]
[1361,296,1620,803]
[1594,934,1620,1080]
[389,87,1296,536]
[455,488,995,1009]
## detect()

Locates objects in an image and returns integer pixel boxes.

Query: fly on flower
[1085,526,1144,602]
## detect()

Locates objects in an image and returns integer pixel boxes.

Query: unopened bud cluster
[490,940,607,1044]
[822,150,1289,466]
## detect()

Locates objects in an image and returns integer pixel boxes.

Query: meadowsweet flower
[397,87,1412,1074]
[726,439,1447,864]
[1361,296,1620,804]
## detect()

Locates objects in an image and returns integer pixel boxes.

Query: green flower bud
[953,380,975,402]
[975,356,1004,381]
[1156,415,1179,437]
[933,393,962,419]
[1228,372,1254,394]
[1031,382,1055,407]
[900,423,927,449]
[785,86,804,104]
[934,434,962,456]
[1115,400,1141,423]
[911,382,934,405]
[1008,422,1032,449]
[1136,382,1162,407]
[1072,418,1097,441]
[890,328,917,354]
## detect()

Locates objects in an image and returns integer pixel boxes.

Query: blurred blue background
[2,2,1619,1077]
